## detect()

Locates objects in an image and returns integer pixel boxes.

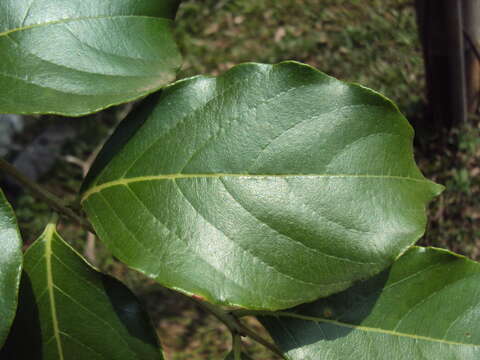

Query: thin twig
[231,309,338,324]
[190,297,241,334]
[231,309,308,320]
[234,319,286,359]
[230,309,263,318]
[0,157,95,233]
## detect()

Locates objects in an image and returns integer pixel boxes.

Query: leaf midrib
[81,173,431,203]
[0,14,169,38]
[270,312,479,347]
[44,225,65,360]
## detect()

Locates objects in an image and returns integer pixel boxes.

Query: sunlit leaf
[0,0,182,116]
[0,189,22,347]
[81,61,442,310]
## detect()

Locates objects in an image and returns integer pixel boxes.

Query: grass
[175,0,425,116]
[6,0,479,358]
[417,116,480,258]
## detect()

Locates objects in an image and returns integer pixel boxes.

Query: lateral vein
[0,14,169,38]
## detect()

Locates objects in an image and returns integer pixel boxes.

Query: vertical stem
[0,157,94,233]
[463,0,480,113]
[50,212,59,224]
[449,0,468,123]
[416,0,467,130]
[233,333,242,360]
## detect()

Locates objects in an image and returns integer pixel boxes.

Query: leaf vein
[269,312,479,347]
[4,34,158,80]
[82,174,431,203]
[219,177,375,266]
[0,15,171,37]
[53,285,136,358]
[44,224,64,360]
[124,184,270,302]
[58,331,108,360]
[173,179,326,287]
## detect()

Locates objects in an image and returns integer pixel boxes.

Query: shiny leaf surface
[0,189,22,347]
[81,61,442,310]
[260,247,480,359]
[0,0,181,116]
[1,222,162,359]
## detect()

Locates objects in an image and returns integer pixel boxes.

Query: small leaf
[1,221,162,359]
[0,189,22,347]
[81,61,442,310]
[260,247,480,359]
[0,0,182,116]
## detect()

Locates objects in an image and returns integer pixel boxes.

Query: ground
[7,0,480,358]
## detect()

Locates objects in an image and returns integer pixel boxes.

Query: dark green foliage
[81,61,441,310]
[0,190,22,347]
[261,247,480,359]
[2,222,162,359]
[0,0,181,116]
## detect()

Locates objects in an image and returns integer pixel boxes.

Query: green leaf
[1,220,162,359]
[259,246,480,360]
[0,0,181,116]
[81,61,443,310]
[0,189,22,347]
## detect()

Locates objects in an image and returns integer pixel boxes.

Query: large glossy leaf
[0,189,22,347]
[81,61,443,310]
[260,247,480,359]
[1,221,162,359]
[0,0,181,116]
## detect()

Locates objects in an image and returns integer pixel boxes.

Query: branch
[0,157,95,233]
[190,297,240,334]
[231,308,332,323]
[234,318,286,359]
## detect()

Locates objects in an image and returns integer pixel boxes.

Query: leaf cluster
[0,1,478,359]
